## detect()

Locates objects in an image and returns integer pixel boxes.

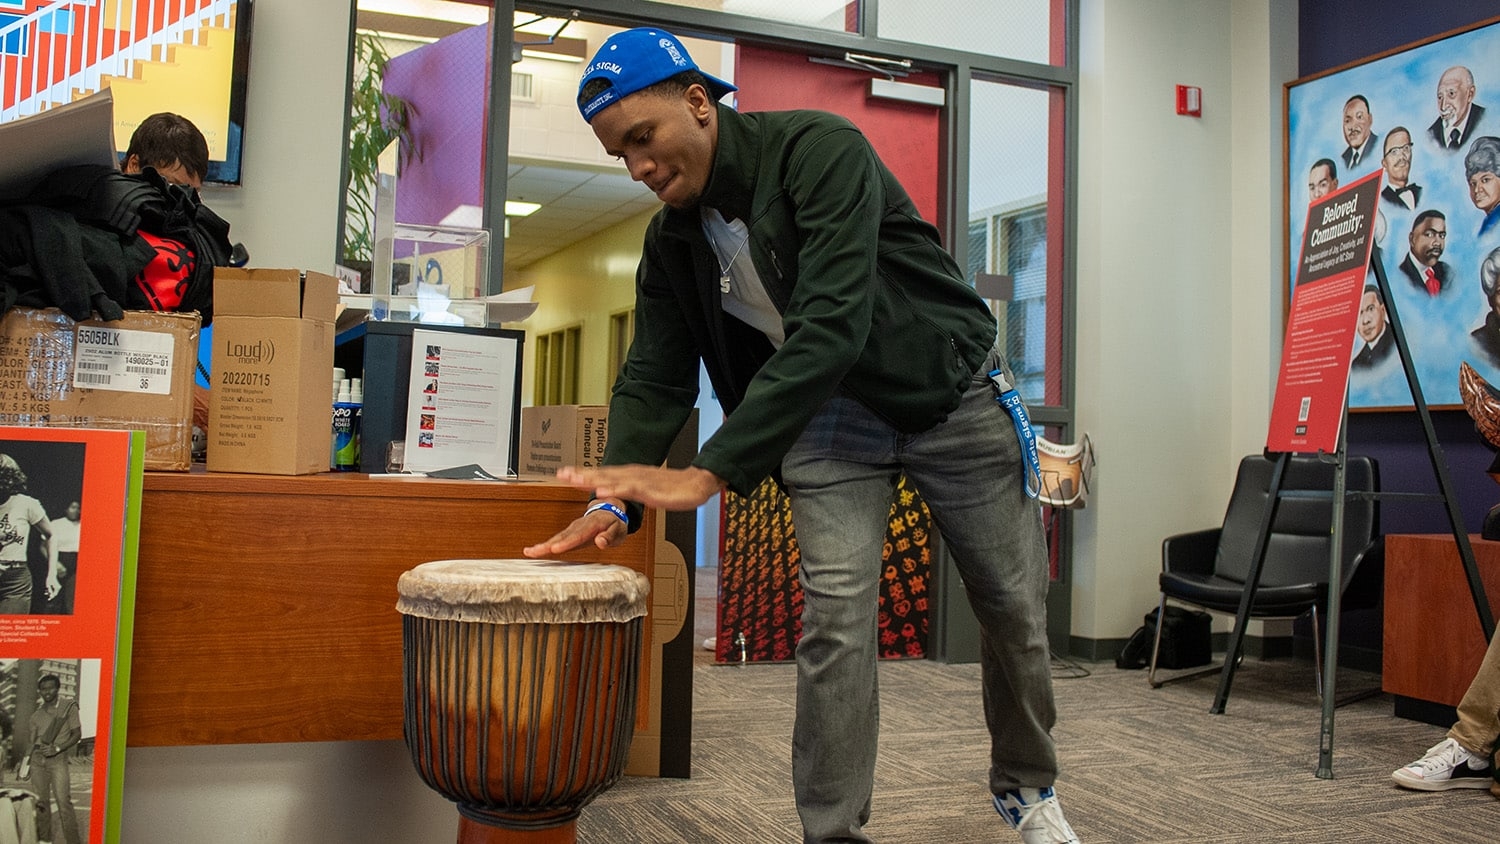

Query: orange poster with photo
[0,428,144,844]
[1268,170,1384,453]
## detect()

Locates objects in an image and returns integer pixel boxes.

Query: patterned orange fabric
[715,476,933,663]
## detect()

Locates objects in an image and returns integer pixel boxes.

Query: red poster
[0,428,144,844]
[1267,170,1383,453]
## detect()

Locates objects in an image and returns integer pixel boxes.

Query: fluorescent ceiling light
[438,202,540,223]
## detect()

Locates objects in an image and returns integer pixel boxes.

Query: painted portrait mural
[1286,16,1500,409]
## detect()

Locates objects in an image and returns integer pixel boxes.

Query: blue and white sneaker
[994,786,1081,844]
[1392,737,1494,791]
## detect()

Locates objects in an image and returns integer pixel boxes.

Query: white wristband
[585,501,629,526]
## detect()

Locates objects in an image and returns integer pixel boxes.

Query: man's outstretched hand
[522,465,726,559]
[555,464,725,511]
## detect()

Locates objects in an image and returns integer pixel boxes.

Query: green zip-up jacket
[604,104,999,502]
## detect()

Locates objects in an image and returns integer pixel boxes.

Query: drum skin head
[397,558,651,624]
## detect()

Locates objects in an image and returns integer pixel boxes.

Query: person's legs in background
[32,753,78,844]
[30,755,51,843]
[1394,628,1500,793]
[56,552,76,615]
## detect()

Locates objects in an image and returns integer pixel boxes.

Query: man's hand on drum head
[523,498,630,557]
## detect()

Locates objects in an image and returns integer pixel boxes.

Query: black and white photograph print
[0,441,84,618]
[0,658,99,843]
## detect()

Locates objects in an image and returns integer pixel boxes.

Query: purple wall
[1299,2,1496,78]
[383,23,491,227]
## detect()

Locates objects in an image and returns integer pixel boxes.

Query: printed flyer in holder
[0,427,145,844]
[1267,169,1383,453]
[403,328,521,476]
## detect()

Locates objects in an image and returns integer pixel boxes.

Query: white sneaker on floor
[994,786,1080,844]
[1392,737,1494,791]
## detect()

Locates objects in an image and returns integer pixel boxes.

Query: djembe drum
[397,559,650,843]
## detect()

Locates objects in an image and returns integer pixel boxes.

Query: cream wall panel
[196,0,349,271]
[1071,0,1298,641]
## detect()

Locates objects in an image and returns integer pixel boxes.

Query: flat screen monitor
[0,0,253,186]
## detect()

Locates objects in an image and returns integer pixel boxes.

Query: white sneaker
[1392,737,1494,791]
[994,786,1080,844]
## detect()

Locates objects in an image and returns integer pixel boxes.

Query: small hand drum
[397,559,650,843]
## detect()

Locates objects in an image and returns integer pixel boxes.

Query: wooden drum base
[458,815,577,844]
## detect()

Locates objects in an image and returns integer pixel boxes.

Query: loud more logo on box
[223,336,276,365]
[218,336,276,389]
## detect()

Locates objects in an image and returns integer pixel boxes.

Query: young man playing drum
[525,27,1080,844]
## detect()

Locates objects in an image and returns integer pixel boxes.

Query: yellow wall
[509,207,658,406]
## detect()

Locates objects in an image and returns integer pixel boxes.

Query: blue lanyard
[988,368,1042,499]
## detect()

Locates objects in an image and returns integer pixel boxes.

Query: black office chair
[1149,453,1381,697]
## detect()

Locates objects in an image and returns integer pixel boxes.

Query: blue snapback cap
[577,28,737,123]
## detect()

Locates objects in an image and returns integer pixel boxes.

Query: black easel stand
[1208,248,1495,781]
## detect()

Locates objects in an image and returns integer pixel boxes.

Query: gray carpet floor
[577,648,1500,843]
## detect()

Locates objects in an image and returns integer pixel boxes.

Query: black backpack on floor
[1116,606,1212,670]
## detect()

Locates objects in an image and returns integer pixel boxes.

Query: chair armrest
[1338,535,1385,610]
[1162,528,1221,575]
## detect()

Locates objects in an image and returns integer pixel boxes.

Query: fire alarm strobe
[1176,84,1202,117]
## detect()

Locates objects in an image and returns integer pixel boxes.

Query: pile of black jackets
[0,164,233,323]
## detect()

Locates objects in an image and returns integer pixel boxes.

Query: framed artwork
[1285,15,1500,409]
[0,0,254,186]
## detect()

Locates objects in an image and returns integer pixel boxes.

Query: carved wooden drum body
[397,559,650,843]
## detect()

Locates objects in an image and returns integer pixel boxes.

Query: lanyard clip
[989,369,1042,500]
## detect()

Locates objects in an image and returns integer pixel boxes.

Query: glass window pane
[969,77,1065,407]
[966,218,988,282]
[345,1,494,286]
[879,0,1060,66]
[644,0,859,32]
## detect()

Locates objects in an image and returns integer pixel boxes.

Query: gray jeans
[781,349,1058,843]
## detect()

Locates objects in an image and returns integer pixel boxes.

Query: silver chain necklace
[704,223,748,294]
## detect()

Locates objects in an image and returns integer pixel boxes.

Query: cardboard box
[520,405,608,478]
[0,308,199,470]
[208,268,340,475]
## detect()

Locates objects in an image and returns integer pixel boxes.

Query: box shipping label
[73,326,176,395]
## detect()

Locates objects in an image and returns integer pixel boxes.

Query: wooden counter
[1383,533,1500,708]
[127,470,660,747]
